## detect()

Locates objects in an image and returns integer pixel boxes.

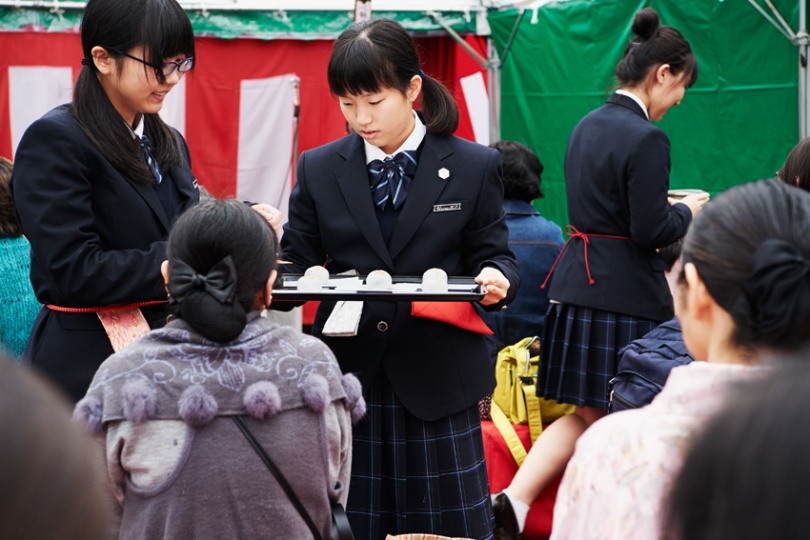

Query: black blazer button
[376,321,389,332]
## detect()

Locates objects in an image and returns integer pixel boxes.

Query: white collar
[364,110,426,164]
[128,116,145,138]
[615,89,649,120]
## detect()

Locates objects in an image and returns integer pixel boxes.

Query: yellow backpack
[490,336,574,465]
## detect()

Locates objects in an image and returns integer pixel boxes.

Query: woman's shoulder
[19,104,83,145]
[302,133,360,161]
[30,104,77,130]
[433,133,497,157]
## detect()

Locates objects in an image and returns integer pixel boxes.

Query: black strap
[232,416,324,540]
[330,501,354,540]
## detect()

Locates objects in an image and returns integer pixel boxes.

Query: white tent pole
[798,0,809,140]
[488,39,501,143]
[749,0,807,140]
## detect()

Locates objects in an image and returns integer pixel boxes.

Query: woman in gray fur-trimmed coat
[75,200,364,540]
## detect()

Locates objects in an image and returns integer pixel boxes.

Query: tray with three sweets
[273,267,486,302]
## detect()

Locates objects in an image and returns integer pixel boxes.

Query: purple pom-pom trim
[244,381,281,419]
[341,373,362,409]
[350,395,367,424]
[178,385,218,426]
[121,379,156,424]
[301,374,329,412]
[341,373,366,423]
[73,396,103,434]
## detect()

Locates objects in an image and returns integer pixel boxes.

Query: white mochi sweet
[304,265,330,286]
[422,268,448,293]
[296,275,322,291]
[366,269,393,289]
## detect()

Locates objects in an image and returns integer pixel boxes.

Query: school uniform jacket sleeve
[626,128,691,249]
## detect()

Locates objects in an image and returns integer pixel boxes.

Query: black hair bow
[168,256,237,304]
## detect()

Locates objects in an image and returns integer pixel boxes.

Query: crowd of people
[3,0,810,539]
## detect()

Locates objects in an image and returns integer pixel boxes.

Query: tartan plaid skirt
[538,303,658,409]
[346,371,494,540]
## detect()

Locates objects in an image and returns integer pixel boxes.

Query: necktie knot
[367,150,417,210]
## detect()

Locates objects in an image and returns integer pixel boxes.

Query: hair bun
[179,290,248,343]
[632,8,661,41]
[733,238,810,347]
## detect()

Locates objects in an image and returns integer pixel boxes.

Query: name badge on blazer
[432,202,463,213]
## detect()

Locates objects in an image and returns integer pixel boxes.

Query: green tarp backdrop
[489,0,801,228]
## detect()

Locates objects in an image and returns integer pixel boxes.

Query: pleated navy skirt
[346,370,494,540]
[538,303,658,409]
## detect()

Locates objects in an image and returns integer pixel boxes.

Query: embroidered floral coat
[75,313,365,540]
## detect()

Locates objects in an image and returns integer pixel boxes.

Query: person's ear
[160,260,169,284]
[91,46,115,75]
[263,269,278,308]
[796,176,802,187]
[406,74,422,103]
[683,262,712,321]
[655,64,672,84]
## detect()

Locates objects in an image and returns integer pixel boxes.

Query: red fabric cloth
[481,420,563,540]
[411,301,493,334]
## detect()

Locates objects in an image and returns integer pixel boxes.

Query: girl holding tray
[492,8,708,538]
[278,18,519,539]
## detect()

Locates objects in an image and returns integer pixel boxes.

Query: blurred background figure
[477,140,563,364]
[0,156,40,360]
[664,360,810,540]
[0,353,112,540]
[777,135,810,191]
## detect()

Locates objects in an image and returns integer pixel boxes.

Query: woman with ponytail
[493,9,707,538]
[75,199,363,539]
[9,0,281,402]
[550,179,810,539]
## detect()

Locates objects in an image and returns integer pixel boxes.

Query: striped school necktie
[139,134,163,184]
[367,150,417,210]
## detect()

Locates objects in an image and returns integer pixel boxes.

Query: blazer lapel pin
[438,167,451,181]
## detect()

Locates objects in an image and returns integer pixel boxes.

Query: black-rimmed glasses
[111,49,194,77]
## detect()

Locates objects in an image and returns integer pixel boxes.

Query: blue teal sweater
[0,236,40,359]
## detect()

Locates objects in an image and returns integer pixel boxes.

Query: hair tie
[167,255,238,305]
[419,69,427,78]
[81,58,94,68]
[734,239,810,340]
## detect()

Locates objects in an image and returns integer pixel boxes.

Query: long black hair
[166,199,278,343]
[328,18,459,137]
[73,0,195,185]
[615,8,698,88]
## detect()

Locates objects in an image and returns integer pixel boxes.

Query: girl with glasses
[11,0,280,402]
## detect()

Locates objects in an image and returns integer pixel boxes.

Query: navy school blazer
[279,131,519,421]
[545,93,692,323]
[10,104,200,401]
